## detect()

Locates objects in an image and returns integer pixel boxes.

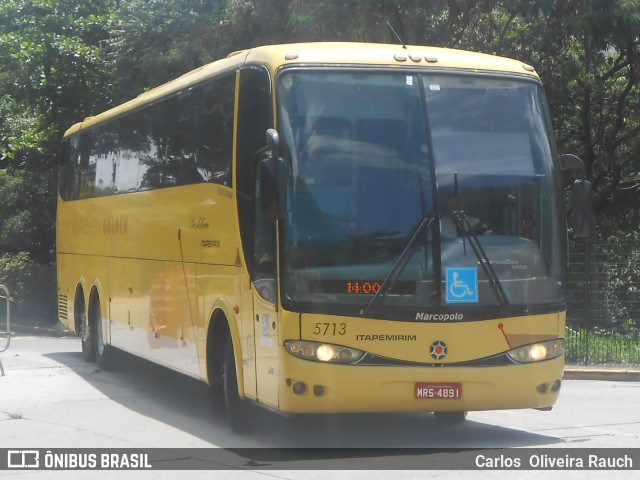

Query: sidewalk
[564,365,640,382]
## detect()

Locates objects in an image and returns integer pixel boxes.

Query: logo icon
[8,450,40,469]
[430,340,448,360]
[446,267,478,303]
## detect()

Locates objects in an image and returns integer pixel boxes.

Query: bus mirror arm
[259,129,287,221]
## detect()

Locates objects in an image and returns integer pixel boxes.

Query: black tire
[79,308,95,362]
[223,335,250,433]
[434,411,468,425]
[92,298,116,370]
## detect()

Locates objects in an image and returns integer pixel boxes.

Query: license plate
[415,383,462,400]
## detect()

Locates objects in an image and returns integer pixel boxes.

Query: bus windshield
[277,70,564,320]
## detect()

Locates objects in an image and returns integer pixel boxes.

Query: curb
[564,368,640,382]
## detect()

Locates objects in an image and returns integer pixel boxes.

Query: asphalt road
[0,335,638,479]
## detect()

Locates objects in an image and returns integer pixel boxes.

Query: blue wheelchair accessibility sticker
[446,267,479,303]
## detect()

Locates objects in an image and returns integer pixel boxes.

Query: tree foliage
[0,0,639,322]
[0,0,114,319]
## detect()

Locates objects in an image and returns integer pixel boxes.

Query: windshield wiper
[452,209,509,306]
[360,216,434,317]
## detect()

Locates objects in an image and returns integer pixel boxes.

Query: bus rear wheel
[223,335,250,433]
[92,298,116,370]
[79,309,95,362]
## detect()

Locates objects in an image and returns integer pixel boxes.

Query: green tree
[0,0,115,321]
[408,0,640,234]
[109,0,228,98]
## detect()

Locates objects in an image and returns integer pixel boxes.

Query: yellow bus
[57,42,591,431]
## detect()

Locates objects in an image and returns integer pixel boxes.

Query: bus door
[236,65,279,407]
[251,281,279,407]
[250,178,279,408]
[235,65,278,406]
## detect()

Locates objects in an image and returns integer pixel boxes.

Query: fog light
[293,382,306,394]
[313,385,325,397]
[551,379,562,391]
[536,383,549,394]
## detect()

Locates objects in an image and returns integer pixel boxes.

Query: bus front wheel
[223,335,250,433]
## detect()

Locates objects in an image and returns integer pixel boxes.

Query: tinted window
[197,76,235,186]
[60,73,236,200]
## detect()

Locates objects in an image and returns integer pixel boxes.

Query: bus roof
[64,42,538,137]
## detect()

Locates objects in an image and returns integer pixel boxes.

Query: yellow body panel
[300,312,563,363]
[57,184,238,264]
[277,311,565,413]
[279,355,564,414]
[57,184,244,379]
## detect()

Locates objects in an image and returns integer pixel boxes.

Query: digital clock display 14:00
[346,281,382,294]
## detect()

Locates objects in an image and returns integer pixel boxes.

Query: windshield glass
[277,70,564,320]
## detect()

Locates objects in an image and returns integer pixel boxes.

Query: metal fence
[566,238,640,366]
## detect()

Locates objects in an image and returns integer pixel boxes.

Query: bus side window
[166,90,200,186]
[78,131,96,198]
[117,115,146,193]
[60,136,81,201]
[137,103,167,191]
[91,124,117,196]
[197,75,235,186]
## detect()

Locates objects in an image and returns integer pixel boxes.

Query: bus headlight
[285,340,365,364]
[507,339,565,364]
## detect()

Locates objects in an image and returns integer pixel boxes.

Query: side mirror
[559,154,586,186]
[572,179,595,238]
[258,129,287,221]
[559,154,595,237]
[60,139,69,166]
